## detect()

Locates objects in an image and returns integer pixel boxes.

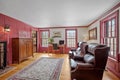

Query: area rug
[0,66,14,76]
[7,57,64,80]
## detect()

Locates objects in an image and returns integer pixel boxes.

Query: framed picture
[52,31,61,38]
[89,27,97,40]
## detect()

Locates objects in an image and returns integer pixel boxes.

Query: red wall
[0,13,38,64]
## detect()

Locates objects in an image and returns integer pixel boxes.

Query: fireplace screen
[0,41,7,69]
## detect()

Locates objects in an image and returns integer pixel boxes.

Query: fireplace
[0,41,7,69]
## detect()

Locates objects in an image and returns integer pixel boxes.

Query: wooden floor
[0,53,119,80]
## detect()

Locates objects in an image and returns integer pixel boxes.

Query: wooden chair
[52,43,60,54]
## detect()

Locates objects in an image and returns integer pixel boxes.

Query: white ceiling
[0,0,120,28]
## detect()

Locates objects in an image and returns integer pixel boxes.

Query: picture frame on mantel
[89,27,97,40]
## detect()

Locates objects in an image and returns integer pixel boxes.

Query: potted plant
[48,37,54,44]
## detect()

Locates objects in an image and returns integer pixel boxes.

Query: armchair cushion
[71,59,78,70]
[84,53,95,64]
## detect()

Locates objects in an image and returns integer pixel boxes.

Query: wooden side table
[59,44,66,54]
[48,44,53,53]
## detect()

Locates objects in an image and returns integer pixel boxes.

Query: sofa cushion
[84,54,95,64]
[87,43,106,54]
[87,43,98,54]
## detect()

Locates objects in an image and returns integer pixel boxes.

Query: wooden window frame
[65,29,77,48]
[40,30,49,47]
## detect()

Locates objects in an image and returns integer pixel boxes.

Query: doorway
[32,30,37,53]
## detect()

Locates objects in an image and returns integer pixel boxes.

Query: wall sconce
[4,24,10,32]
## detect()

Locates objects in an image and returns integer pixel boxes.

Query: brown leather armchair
[71,43,110,80]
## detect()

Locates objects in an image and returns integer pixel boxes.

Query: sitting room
[0,0,120,80]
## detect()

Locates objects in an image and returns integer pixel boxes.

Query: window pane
[112,19,115,25]
[107,38,110,47]
[112,31,115,37]
[105,21,112,37]
[109,21,111,37]
[103,38,106,45]
[110,42,113,51]
[67,30,75,38]
[105,22,109,37]
[112,25,115,31]
[111,19,115,37]
[42,32,45,38]
[114,38,116,57]
[108,21,111,27]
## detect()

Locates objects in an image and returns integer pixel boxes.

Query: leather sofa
[70,43,110,80]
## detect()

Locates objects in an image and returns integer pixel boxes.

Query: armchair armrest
[71,62,94,73]
[77,63,94,70]
[70,59,77,70]
[71,48,77,51]
[73,55,84,61]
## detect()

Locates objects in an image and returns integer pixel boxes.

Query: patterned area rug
[0,66,14,76]
[7,57,64,80]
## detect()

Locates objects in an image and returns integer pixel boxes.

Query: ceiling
[0,0,120,28]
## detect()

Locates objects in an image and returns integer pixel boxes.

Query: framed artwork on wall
[89,27,97,40]
[52,31,61,38]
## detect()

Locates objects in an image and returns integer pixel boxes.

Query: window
[100,11,119,59]
[66,29,77,47]
[41,30,49,47]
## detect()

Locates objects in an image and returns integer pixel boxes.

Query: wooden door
[12,38,19,63]
[32,31,37,52]
[26,39,33,57]
[19,39,27,61]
